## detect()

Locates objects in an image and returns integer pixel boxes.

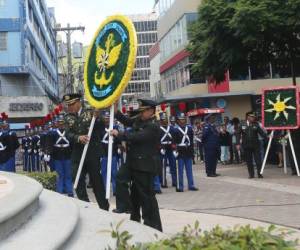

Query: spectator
[219,124,231,164]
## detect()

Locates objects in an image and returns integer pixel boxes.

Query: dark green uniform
[240,121,266,178]
[65,109,109,210]
[115,111,162,231]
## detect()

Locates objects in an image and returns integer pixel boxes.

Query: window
[0,32,7,51]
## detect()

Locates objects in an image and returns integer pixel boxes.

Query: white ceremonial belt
[178,143,190,147]
[161,141,172,145]
[54,144,69,148]
[0,147,7,151]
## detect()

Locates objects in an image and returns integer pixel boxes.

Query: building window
[0,0,5,7]
[0,32,7,51]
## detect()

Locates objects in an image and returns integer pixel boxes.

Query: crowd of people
[0,94,299,232]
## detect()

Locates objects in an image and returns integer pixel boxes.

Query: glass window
[0,32,7,51]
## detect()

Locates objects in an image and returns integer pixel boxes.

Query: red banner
[208,71,230,93]
[187,108,225,117]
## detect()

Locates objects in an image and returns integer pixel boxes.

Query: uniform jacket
[202,123,220,148]
[240,121,267,148]
[65,108,105,161]
[174,125,194,158]
[115,111,161,174]
[7,130,20,158]
[159,125,175,152]
[100,125,121,157]
[0,130,10,164]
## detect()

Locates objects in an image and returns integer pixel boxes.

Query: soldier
[202,114,220,177]
[111,99,162,232]
[63,93,109,210]
[27,128,34,172]
[173,113,198,192]
[46,114,73,196]
[0,118,11,172]
[21,126,30,171]
[240,112,267,178]
[32,127,41,172]
[100,111,120,195]
[170,116,177,128]
[159,112,176,188]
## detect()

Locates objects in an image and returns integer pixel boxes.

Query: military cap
[177,113,186,120]
[57,114,65,123]
[246,111,256,117]
[62,93,82,105]
[170,116,176,122]
[137,99,157,111]
[104,111,110,118]
[159,112,167,120]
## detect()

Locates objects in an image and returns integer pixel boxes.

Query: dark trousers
[115,164,132,211]
[130,169,162,232]
[197,142,204,161]
[72,155,109,210]
[244,147,262,177]
[204,146,218,176]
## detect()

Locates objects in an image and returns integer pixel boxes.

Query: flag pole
[74,115,96,189]
[106,104,115,199]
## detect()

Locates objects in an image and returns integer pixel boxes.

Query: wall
[0,0,20,18]
[0,32,22,66]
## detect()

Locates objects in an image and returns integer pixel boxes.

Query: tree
[188,0,300,84]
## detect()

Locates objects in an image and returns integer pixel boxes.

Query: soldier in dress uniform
[173,113,198,192]
[0,118,11,172]
[46,114,73,196]
[170,116,177,128]
[202,114,220,177]
[63,93,109,210]
[240,112,267,178]
[158,112,177,188]
[27,128,34,172]
[32,127,41,172]
[111,99,162,232]
[21,127,30,171]
[99,111,120,195]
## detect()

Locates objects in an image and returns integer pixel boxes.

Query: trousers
[177,157,195,191]
[55,159,73,195]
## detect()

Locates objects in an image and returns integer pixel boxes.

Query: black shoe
[207,174,217,177]
[214,173,221,176]
[189,187,199,191]
[112,208,131,214]
[172,184,177,187]
[258,174,264,178]
[176,188,184,192]
[155,190,162,194]
[161,185,168,188]
[248,176,254,179]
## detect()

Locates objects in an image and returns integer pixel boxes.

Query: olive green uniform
[65,109,109,210]
[115,111,162,231]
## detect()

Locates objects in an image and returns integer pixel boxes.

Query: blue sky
[46,0,155,44]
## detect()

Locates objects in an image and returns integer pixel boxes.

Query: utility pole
[54,24,85,94]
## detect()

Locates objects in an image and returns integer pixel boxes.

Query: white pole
[282,138,287,174]
[287,130,300,176]
[260,130,274,174]
[105,105,115,199]
[74,116,96,189]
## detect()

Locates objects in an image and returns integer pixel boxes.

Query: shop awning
[187,108,225,117]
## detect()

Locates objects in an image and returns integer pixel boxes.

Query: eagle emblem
[95,33,122,88]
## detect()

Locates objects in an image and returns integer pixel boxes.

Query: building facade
[154,0,300,120]
[0,0,59,122]
[125,13,158,102]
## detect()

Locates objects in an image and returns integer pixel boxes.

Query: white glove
[160,149,166,155]
[117,148,122,155]
[43,155,50,162]
[28,149,32,153]
[34,150,37,154]
[173,151,179,158]
[39,151,43,156]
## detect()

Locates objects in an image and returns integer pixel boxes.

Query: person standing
[21,127,31,171]
[46,114,73,196]
[219,124,231,165]
[111,99,162,232]
[194,121,204,163]
[0,118,11,172]
[202,114,220,177]
[173,113,198,192]
[63,93,109,211]
[240,112,267,178]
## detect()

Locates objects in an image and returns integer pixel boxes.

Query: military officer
[111,99,162,232]
[100,111,120,195]
[202,114,220,177]
[46,114,73,196]
[240,112,267,178]
[63,93,109,210]
[173,113,198,192]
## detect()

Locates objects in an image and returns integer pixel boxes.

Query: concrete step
[0,190,79,250]
[64,200,165,250]
[0,172,42,241]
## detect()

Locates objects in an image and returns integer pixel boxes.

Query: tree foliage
[188,0,300,84]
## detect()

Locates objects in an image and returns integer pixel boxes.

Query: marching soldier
[100,111,120,195]
[27,128,34,172]
[202,114,220,177]
[111,99,162,232]
[63,93,109,210]
[173,113,198,192]
[21,127,30,171]
[46,114,73,196]
[240,112,267,178]
[32,127,41,172]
